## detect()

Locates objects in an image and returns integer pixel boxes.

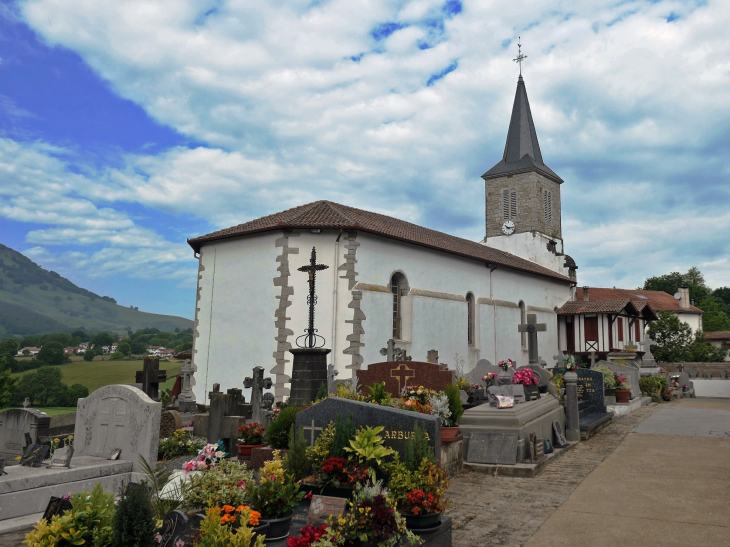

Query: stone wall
[662,362,730,379]
[485,171,562,239]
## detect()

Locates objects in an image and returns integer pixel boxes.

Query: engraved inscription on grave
[467,432,518,465]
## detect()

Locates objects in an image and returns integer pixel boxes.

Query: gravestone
[156,510,205,547]
[176,359,198,413]
[518,313,547,366]
[196,387,251,453]
[135,357,168,400]
[307,495,348,527]
[357,361,455,395]
[459,390,469,405]
[160,410,183,439]
[327,364,339,394]
[598,360,640,400]
[467,359,500,385]
[295,397,441,460]
[0,408,51,464]
[552,420,568,448]
[666,372,694,393]
[74,384,161,473]
[576,369,606,413]
[466,432,518,465]
[20,444,49,467]
[244,366,273,425]
[289,348,330,406]
[47,445,74,468]
[487,384,525,405]
[426,349,439,364]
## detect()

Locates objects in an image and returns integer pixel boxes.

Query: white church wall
[358,288,392,370]
[485,231,568,277]
[192,232,279,403]
[410,295,466,367]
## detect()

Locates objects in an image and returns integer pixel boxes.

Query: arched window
[503,190,509,220]
[510,189,517,219]
[519,300,526,349]
[466,293,475,346]
[390,273,408,339]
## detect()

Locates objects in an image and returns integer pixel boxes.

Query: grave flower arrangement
[482,372,498,386]
[614,373,629,390]
[400,385,435,413]
[158,429,206,461]
[456,376,477,396]
[210,504,261,527]
[670,374,680,389]
[245,472,306,520]
[237,422,266,445]
[428,393,453,426]
[183,441,227,472]
[192,506,265,547]
[498,358,515,371]
[561,355,578,371]
[182,460,254,509]
[286,525,330,547]
[512,368,538,386]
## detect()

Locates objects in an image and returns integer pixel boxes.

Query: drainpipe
[487,263,498,365]
[331,229,343,368]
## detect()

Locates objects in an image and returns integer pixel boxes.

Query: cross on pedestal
[135,357,167,400]
[518,313,547,366]
[244,367,273,424]
[379,339,396,361]
[302,419,323,447]
[390,364,415,391]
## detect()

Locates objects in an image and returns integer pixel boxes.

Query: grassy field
[11,356,183,393]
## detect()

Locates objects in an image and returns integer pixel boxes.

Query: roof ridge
[321,201,356,225]
[282,200,329,224]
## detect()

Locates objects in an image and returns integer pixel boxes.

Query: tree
[71,329,89,343]
[36,342,67,366]
[130,341,146,355]
[713,287,730,306]
[92,331,114,349]
[0,338,19,356]
[698,297,730,332]
[0,355,18,409]
[83,348,96,361]
[648,311,728,363]
[19,335,41,348]
[643,268,711,304]
[40,333,73,347]
[117,342,132,356]
[65,383,89,406]
[12,366,87,407]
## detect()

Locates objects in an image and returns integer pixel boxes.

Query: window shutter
[510,189,517,220]
[503,190,509,220]
[544,191,548,221]
[548,192,552,222]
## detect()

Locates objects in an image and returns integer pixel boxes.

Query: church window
[390,273,407,340]
[544,191,552,223]
[503,190,509,220]
[467,293,475,346]
[510,189,517,220]
[519,301,526,349]
[544,191,548,221]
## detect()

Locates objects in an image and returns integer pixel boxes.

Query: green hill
[0,243,193,336]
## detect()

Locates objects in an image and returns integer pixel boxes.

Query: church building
[187,75,578,403]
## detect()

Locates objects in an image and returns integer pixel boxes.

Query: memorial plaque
[544,439,554,454]
[467,432,518,465]
[296,397,441,460]
[43,497,73,523]
[47,445,74,468]
[20,444,49,467]
[534,437,545,461]
[157,510,205,547]
[307,495,348,527]
[552,420,568,448]
[108,448,121,460]
[576,369,606,412]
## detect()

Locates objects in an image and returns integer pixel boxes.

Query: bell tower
[480,46,575,279]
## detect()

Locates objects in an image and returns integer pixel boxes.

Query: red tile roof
[704,331,730,341]
[188,200,572,283]
[576,287,703,314]
[557,299,638,315]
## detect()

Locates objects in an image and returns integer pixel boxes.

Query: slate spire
[482,76,562,183]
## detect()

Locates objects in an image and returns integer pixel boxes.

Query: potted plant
[316,457,360,498]
[595,364,617,397]
[400,385,435,414]
[512,368,540,400]
[497,359,515,385]
[401,489,443,530]
[429,392,457,442]
[614,373,631,403]
[443,384,464,442]
[246,473,305,541]
[482,372,498,388]
[236,422,266,460]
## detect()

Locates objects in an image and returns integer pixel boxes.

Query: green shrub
[444,384,464,424]
[315,382,328,401]
[594,365,617,389]
[639,376,668,403]
[283,426,312,480]
[365,381,391,405]
[331,412,356,458]
[404,421,434,472]
[112,483,156,547]
[182,460,254,509]
[266,405,301,449]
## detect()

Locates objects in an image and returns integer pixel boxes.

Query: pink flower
[305,491,313,500]
[238,481,245,488]
[155,533,162,543]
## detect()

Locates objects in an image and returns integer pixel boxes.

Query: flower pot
[260,513,293,541]
[615,389,631,404]
[497,369,513,386]
[251,522,270,541]
[523,384,540,401]
[320,484,354,499]
[440,426,460,443]
[236,442,266,460]
[403,511,442,531]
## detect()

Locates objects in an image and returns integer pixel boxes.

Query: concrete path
[524,398,730,547]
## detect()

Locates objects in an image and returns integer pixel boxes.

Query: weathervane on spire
[513,37,527,76]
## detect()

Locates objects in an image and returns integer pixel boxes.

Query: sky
[0,0,729,320]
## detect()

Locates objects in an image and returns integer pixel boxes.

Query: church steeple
[482,76,563,184]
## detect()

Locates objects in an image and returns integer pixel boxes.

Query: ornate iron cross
[513,37,527,76]
[296,247,329,348]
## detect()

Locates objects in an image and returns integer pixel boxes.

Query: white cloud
[0,0,727,292]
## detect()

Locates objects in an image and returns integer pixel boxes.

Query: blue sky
[1,0,728,320]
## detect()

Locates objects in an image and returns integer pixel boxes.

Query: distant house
[147,346,167,357]
[64,347,81,355]
[705,332,730,362]
[17,347,40,357]
[158,348,175,360]
[79,342,89,350]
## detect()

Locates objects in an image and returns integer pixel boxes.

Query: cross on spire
[296,247,329,348]
[513,37,527,76]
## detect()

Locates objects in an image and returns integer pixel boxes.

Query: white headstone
[73,385,161,472]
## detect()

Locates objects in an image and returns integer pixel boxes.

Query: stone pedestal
[288,348,330,406]
[564,371,580,442]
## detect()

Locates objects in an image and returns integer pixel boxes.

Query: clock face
[502,220,515,235]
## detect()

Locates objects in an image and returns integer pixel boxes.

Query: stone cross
[327,364,339,393]
[426,349,439,364]
[135,357,168,400]
[302,419,323,446]
[390,363,415,391]
[177,359,198,412]
[589,351,597,367]
[394,348,412,361]
[518,313,547,365]
[379,339,396,361]
[22,398,30,409]
[244,367,272,425]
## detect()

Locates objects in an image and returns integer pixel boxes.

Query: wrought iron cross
[296,247,329,348]
[513,37,527,76]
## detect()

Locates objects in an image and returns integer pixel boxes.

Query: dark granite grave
[20,444,49,467]
[357,361,455,395]
[295,397,441,460]
[575,369,612,436]
[156,510,205,547]
[466,432,518,465]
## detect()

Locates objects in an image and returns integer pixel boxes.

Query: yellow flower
[68,435,73,439]
[53,438,60,443]
[14,456,21,460]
